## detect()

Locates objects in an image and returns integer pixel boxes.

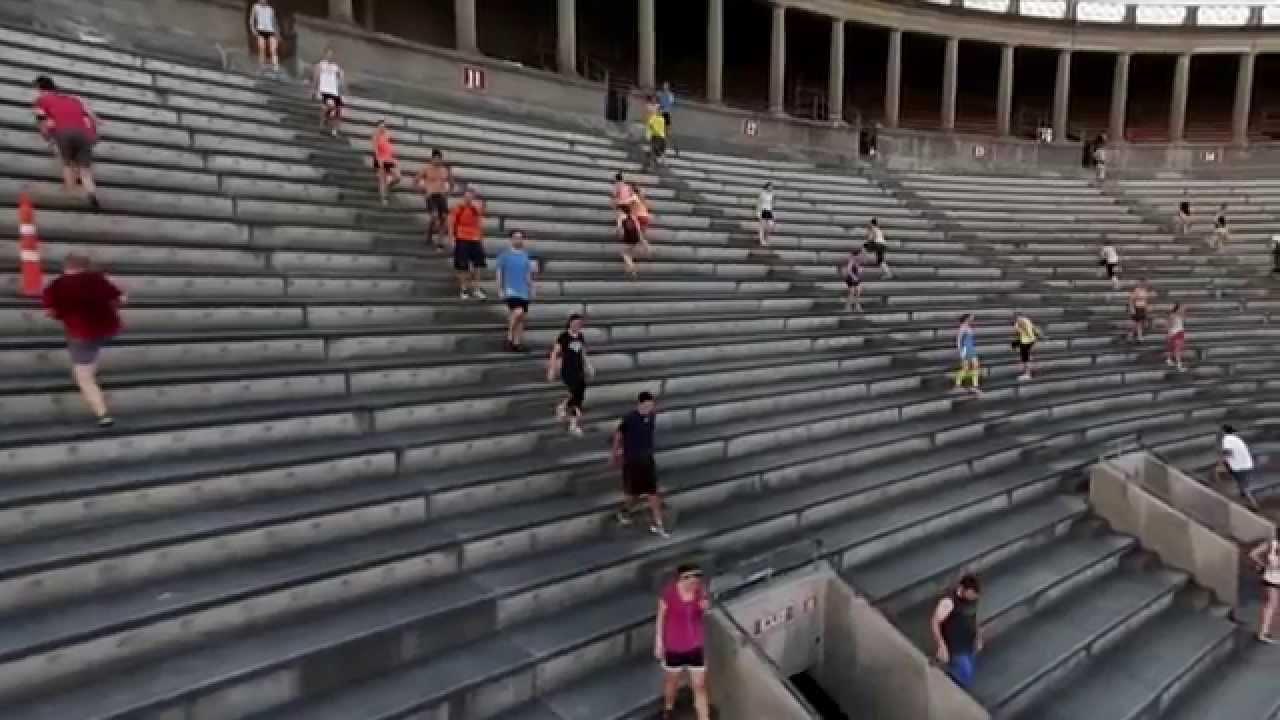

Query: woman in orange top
[371,120,401,205]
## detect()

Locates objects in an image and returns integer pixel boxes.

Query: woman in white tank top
[1250,533,1280,643]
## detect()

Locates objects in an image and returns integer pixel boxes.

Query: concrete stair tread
[536,655,660,720]
[1162,642,1280,720]
[851,494,1090,602]
[969,569,1188,709]
[1020,603,1236,720]
[253,590,655,719]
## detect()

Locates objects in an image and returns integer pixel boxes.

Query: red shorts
[1167,331,1185,355]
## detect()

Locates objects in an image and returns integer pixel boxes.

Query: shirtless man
[417,149,453,250]
[1128,279,1154,342]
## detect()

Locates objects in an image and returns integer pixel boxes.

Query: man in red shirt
[42,254,124,427]
[33,76,100,210]
[448,187,487,300]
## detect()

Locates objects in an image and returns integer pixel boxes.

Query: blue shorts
[960,347,978,362]
[946,653,976,689]
[68,337,108,365]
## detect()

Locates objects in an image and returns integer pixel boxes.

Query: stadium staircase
[0,20,1277,720]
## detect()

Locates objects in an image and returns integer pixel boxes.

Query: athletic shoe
[1018,373,1032,382]
[555,404,567,420]
[471,288,487,300]
[1259,633,1276,644]
[568,425,584,437]
[459,289,472,300]
[616,510,634,526]
[97,415,115,428]
[650,524,671,539]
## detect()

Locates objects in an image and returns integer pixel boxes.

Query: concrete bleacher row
[0,19,1278,720]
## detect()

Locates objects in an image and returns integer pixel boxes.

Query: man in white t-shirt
[249,0,280,70]
[312,49,345,137]
[1221,424,1257,507]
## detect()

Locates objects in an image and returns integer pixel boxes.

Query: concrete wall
[704,611,814,720]
[1089,456,1274,606]
[818,579,991,720]
[878,129,1280,175]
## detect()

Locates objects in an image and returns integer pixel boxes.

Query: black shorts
[562,375,586,413]
[321,93,344,109]
[53,130,94,167]
[865,242,886,265]
[371,156,397,172]
[426,193,449,219]
[1105,263,1118,279]
[256,30,277,40]
[1133,307,1148,324]
[1018,342,1035,363]
[760,210,774,221]
[662,111,673,129]
[621,224,641,247]
[622,457,658,497]
[505,297,529,313]
[663,648,705,671]
[844,275,861,288]
[453,241,486,271]
[650,136,667,157]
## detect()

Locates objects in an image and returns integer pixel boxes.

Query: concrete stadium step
[0,376,1249,707]
[1014,602,1237,720]
[1163,637,1280,720]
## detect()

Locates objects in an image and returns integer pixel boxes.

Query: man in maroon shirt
[33,76,100,210]
[42,254,124,427]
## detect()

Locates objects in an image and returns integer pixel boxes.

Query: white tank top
[316,61,342,96]
[251,4,278,33]
[1264,541,1280,585]
[1168,315,1184,335]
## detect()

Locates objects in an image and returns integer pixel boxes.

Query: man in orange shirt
[449,187,487,299]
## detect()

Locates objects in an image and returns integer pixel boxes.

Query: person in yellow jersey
[1012,313,1045,382]
[953,314,983,397]
[644,100,667,171]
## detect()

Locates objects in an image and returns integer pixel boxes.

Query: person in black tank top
[932,574,982,689]
[547,313,594,436]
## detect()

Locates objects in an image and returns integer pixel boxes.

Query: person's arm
[494,256,505,298]
[956,329,964,353]
[546,342,562,382]
[583,347,595,378]
[447,208,459,239]
[611,422,625,466]
[526,265,536,300]
[931,598,953,663]
[654,598,668,660]
[1250,542,1269,568]
[249,7,259,32]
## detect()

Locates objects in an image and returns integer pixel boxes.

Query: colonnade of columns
[324,0,1261,145]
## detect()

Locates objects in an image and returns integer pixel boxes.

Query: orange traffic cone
[18,192,43,297]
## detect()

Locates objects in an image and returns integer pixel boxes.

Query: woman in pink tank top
[655,564,711,720]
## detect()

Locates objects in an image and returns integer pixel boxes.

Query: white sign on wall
[462,66,486,91]
[744,119,759,137]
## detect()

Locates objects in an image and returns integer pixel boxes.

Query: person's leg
[467,268,480,295]
[377,166,388,204]
[60,162,78,192]
[511,306,526,347]
[268,35,280,67]
[1261,587,1277,640]
[662,669,681,715]
[255,35,266,65]
[946,654,976,690]
[567,383,585,434]
[757,218,766,246]
[690,668,711,720]
[72,361,110,420]
[647,492,666,532]
[621,247,636,277]
[970,360,983,394]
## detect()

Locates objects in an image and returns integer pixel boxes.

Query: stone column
[706,0,724,102]
[361,0,375,29]
[769,2,786,115]
[1232,52,1256,146]
[328,0,354,23]
[996,44,1014,136]
[828,18,845,124]
[885,28,902,129]
[1052,49,1071,143]
[941,36,958,131]
[638,0,656,89]
[455,0,477,53]
[1169,52,1190,142]
[557,0,577,75]
[1109,52,1130,142]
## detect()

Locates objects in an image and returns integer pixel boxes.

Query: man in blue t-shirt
[657,82,676,154]
[495,230,536,352]
[612,391,668,537]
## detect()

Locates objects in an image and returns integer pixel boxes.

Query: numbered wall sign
[743,119,759,137]
[973,144,987,159]
[462,66,486,92]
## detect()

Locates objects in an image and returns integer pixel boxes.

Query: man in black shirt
[932,574,983,689]
[612,391,668,537]
[547,313,593,436]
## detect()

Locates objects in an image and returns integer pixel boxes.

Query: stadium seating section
[0,21,1278,720]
